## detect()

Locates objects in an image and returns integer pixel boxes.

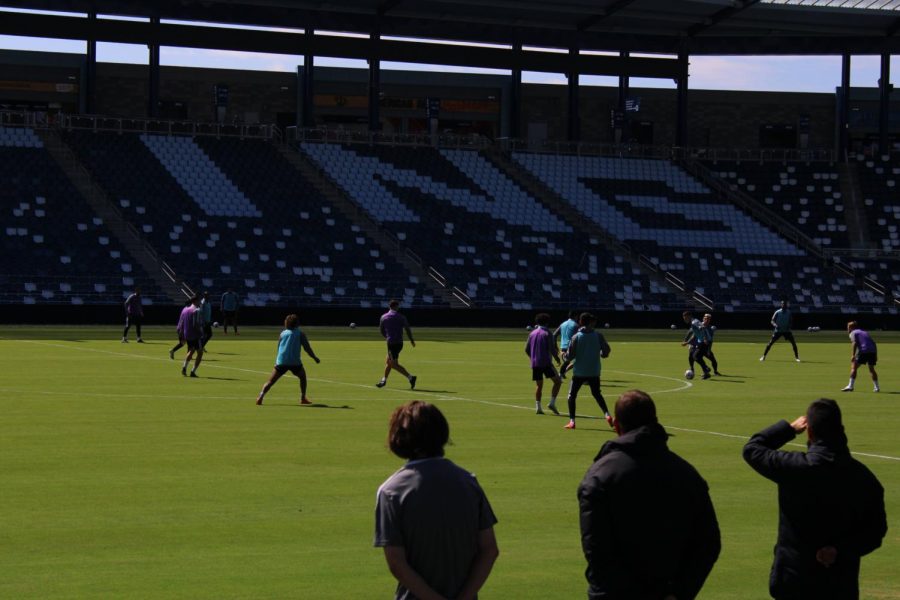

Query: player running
[842,321,879,392]
[553,309,579,378]
[177,296,204,377]
[376,299,417,389]
[563,313,613,430]
[526,313,562,415]
[760,300,800,362]
[681,311,712,380]
[702,313,721,376]
[256,314,321,405]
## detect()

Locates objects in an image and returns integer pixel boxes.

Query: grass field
[1,324,898,599]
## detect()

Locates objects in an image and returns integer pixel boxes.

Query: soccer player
[681,311,711,380]
[200,291,214,348]
[702,313,721,376]
[169,298,192,360]
[553,309,579,378]
[842,321,879,392]
[564,312,613,430]
[256,314,321,405]
[176,296,204,377]
[761,300,800,362]
[376,299,417,389]
[122,287,144,343]
[526,313,562,415]
[220,288,239,335]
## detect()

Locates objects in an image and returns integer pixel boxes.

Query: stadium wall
[5,304,898,331]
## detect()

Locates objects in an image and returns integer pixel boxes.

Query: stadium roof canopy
[2,0,900,68]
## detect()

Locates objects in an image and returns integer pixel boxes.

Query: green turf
[1,325,898,599]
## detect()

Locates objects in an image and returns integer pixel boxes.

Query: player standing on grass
[220,288,239,335]
[553,309,579,378]
[122,287,144,343]
[842,321,880,393]
[681,311,712,380]
[761,300,800,362]
[200,291,214,349]
[564,313,613,430]
[256,314,320,405]
[526,313,562,415]
[376,299,417,389]
[169,298,191,360]
[177,296,204,377]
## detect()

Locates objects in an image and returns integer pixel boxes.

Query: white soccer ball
[711,325,716,331]
[526,325,533,331]
[670,324,677,329]
[604,322,610,328]
[349,322,357,329]
[685,369,695,380]
[212,321,220,328]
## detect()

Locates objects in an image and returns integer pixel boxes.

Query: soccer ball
[526,325,533,331]
[684,369,695,380]
[212,321,220,328]
[670,324,677,329]
[349,322,357,329]
[604,322,610,328]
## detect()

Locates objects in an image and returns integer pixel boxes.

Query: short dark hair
[579,312,595,326]
[389,299,400,310]
[806,398,847,447]
[847,320,859,332]
[387,401,449,459]
[568,309,578,319]
[535,313,550,326]
[284,314,299,329]
[615,390,658,433]
[682,311,693,318]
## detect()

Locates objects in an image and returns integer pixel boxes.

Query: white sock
[874,379,880,390]
[182,359,189,369]
[848,377,855,388]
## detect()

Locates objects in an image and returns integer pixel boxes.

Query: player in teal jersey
[761,300,800,362]
[702,313,721,376]
[553,310,579,378]
[681,311,712,379]
[256,314,321,405]
[563,313,613,430]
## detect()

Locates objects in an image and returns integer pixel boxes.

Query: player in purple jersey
[176,296,204,377]
[376,299,417,389]
[122,288,144,343]
[842,321,880,392]
[525,313,562,415]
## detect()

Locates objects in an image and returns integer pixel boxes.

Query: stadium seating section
[4,121,897,314]
[62,131,436,308]
[0,126,164,306]
[301,142,675,310]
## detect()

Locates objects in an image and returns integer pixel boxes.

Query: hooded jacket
[743,420,887,600]
[578,422,721,600]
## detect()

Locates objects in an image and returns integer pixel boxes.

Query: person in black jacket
[578,389,721,600]
[743,398,887,600]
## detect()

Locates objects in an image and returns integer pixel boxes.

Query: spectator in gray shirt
[374,401,499,600]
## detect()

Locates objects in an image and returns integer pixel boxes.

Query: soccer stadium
[1,0,899,598]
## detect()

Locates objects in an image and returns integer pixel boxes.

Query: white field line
[5,339,899,463]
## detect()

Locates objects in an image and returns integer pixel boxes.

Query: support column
[879,52,891,155]
[85,11,97,114]
[302,28,315,128]
[839,53,851,161]
[148,14,160,118]
[510,39,522,140]
[368,28,381,132]
[617,50,630,113]
[676,48,689,147]
[567,43,580,142]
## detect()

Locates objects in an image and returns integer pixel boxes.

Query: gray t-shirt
[374,457,498,600]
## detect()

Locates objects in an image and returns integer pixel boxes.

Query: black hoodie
[578,422,721,600]
[743,420,887,600]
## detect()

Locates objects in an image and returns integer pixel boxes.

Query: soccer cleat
[795,358,801,363]
[181,367,187,376]
[409,375,417,390]
[300,398,312,405]
[759,356,765,361]
[605,414,614,428]
[137,338,145,344]
[189,371,198,378]
[841,386,853,392]
[714,371,722,376]
[535,404,544,415]
[121,338,128,343]
[874,387,880,392]
[256,395,264,405]
[375,380,386,388]
[169,350,175,360]
[547,402,559,415]
[564,420,576,430]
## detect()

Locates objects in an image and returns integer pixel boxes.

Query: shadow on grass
[200,376,244,381]
[412,389,456,394]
